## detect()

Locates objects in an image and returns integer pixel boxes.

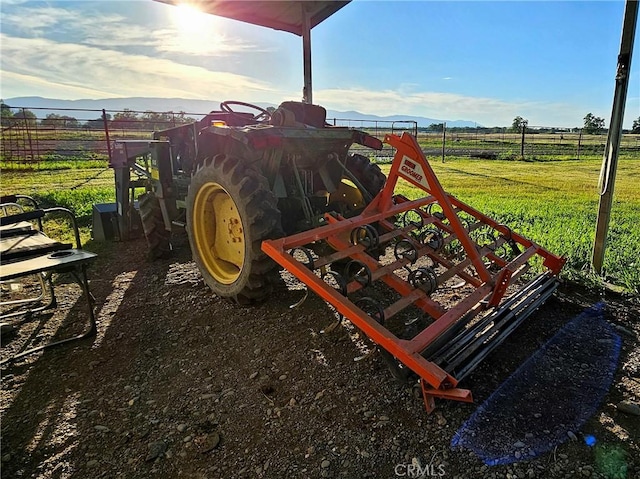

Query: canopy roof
[155,1,351,35]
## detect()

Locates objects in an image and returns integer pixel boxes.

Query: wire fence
[417,126,640,162]
[0,107,197,165]
[1,106,638,166]
[330,118,418,159]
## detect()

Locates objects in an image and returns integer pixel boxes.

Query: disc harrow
[262,132,565,412]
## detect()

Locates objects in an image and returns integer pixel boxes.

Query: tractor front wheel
[186,154,281,303]
[139,192,172,260]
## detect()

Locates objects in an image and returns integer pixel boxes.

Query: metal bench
[0,195,97,365]
[1,197,49,315]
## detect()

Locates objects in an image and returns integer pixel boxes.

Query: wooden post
[442,122,446,163]
[33,111,41,164]
[102,109,112,163]
[520,124,526,159]
[576,129,583,160]
[22,108,35,164]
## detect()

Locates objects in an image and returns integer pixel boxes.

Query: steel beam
[302,3,313,104]
[593,0,638,273]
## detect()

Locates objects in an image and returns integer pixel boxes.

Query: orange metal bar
[407,244,543,354]
[421,380,474,414]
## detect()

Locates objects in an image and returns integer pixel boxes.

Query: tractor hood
[154,0,351,35]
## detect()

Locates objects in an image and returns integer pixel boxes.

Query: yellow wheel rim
[192,182,245,285]
[329,179,365,209]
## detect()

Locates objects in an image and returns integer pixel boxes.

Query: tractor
[112,100,386,303]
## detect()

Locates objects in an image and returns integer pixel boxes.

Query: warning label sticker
[399,155,429,190]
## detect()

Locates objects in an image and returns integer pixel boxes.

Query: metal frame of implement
[262,132,566,412]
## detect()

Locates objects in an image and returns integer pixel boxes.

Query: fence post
[33,114,40,165]
[103,109,112,163]
[22,108,35,165]
[520,124,526,159]
[442,122,446,163]
[576,129,583,160]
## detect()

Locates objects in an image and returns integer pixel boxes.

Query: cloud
[315,87,585,127]
[76,16,263,57]
[0,34,277,100]
[1,4,262,57]
[1,70,117,99]
[1,6,100,35]
[316,87,513,119]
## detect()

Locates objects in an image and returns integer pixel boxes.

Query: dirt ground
[1,237,638,479]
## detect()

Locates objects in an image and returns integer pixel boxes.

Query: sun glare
[169,3,225,55]
[173,3,208,30]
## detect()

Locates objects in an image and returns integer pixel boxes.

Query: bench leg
[0,265,97,366]
[0,273,57,320]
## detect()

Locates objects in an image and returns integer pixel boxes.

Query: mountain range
[3,96,479,128]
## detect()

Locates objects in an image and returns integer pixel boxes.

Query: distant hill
[3,96,479,128]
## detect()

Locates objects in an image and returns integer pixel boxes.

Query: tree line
[0,101,196,130]
[3,100,639,134]
[426,113,640,135]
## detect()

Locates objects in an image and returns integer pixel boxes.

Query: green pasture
[0,158,107,170]
[420,132,639,161]
[0,126,151,165]
[382,156,639,293]
[1,168,115,244]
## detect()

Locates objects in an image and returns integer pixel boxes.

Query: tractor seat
[270,101,327,128]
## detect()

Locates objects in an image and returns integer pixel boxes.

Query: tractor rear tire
[186,154,281,304]
[344,153,386,198]
[139,192,172,260]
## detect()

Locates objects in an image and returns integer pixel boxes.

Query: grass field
[1,167,115,244]
[382,156,640,293]
[2,155,638,294]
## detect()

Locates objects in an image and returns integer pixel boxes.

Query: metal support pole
[114,167,131,241]
[301,4,313,104]
[593,0,638,274]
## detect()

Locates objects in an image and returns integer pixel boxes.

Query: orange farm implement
[262,132,566,412]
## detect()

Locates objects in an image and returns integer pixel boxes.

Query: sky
[0,0,639,128]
